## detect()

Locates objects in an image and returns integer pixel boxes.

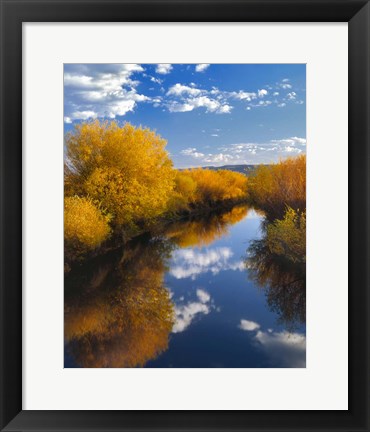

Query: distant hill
[178,164,267,175]
[204,164,258,175]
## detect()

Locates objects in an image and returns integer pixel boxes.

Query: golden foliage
[248,155,306,217]
[64,196,111,250]
[185,168,248,204]
[65,120,175,228]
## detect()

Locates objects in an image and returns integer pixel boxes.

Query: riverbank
[64,199,249,272]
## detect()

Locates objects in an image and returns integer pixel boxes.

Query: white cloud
[195,64,210,72]
[258,100,272,106]
[285,146,302,153]
[170,247,244,280]
[279,79,292,89]
[150,76,163,84]
[181,148,205,158]
[217,104,232,113]
[155,64,173,74]
[180,136,306,167]
[64,116,72,124]
[211,134,219,137]
[239,320,260,331]
[168,95,231,114]
[69,110,98,121]
[196,289,211,303]
[64,64,147,121]
[168,102,195,113]
[203,153,234,163]
[160,77,299,115]
[270,137,306,146]
[167,83,202,97]
[231,91,257,101]
[258,89,268,97]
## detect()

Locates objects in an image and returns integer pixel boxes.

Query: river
[64,204,306,368]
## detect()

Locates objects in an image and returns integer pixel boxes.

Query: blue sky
[64,64,306,168]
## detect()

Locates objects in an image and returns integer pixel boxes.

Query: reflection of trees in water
[165,204,249,248]
[65,205,249,368]
[65,238,175,368]
[247,223,306,330]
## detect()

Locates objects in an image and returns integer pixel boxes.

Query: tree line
[64,119,306,268]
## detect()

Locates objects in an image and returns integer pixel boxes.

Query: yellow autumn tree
[65,120,175,229]
[168,168,248,213]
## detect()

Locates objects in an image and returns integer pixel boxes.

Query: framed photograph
[1,0,369,431]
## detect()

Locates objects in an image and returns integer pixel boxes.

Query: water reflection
[170,247,244,280]
[238,319,306,368]
[65,204,306,368]
[165,205,249,248]
[172,288,215,333]
[65,238,175,368]
[246,221,306,330]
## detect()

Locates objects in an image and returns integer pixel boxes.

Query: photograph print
[64,63,306,368]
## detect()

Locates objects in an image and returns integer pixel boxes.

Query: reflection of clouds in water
[196,288,211,303]
[239,319,306,367]
[239,319,260,331]
[170,247,244,280]
[172,289,213,333]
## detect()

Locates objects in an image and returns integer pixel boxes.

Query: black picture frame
[1,1,369,431]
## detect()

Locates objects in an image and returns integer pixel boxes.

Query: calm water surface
[65,205,306,368]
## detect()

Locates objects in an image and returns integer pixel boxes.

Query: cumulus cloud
[150,76,163,84]
[167,84,202,97]
[157,75,301,114]
[195,64,210,72]
[270,137,306,146]
[230,91,257,101]
[64,64,148,121]
[167,94,231,114]
[169,247,245,280]
[64,65,304,122]
[180,137,306,166]
[258,89,268,97]
[155,64,173,74]
[278,79,292,89]
[181,148,205,158]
